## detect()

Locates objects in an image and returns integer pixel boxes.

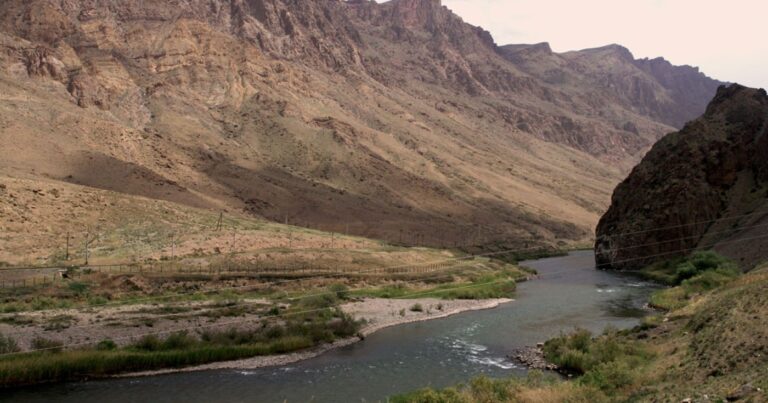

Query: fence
[0,258,480,289]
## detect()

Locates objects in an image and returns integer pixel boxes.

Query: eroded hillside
[0,0,723,255]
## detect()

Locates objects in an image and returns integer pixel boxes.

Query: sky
[383,0,767,88]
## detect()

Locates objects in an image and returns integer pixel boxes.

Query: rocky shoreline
[507,344,558,371]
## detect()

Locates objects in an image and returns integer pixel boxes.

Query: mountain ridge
[0,0,724,258]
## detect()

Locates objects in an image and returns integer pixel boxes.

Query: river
[4,251,659,402]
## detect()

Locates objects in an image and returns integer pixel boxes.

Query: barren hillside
[0,0,723,256]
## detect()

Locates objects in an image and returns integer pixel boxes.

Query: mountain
[0,0,723,258]
[501,43,723,128]
[595,84,768,271]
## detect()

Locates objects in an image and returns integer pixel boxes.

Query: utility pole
[65,232,70,262]
[215,212,223,232]
[84,229,90,266]
[171,233,176,259]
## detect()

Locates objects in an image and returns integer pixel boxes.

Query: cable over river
[5,251,659,402]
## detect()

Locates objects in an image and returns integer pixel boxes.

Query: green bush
[544,328,651,376]
[642,251,738,286]
[649,253,739,311]
[673,251,737,283]
[328,284,349,300]
[67,282,90,296]
[0,338,315,387]
[298,293,338,310]
[580,360,636,391]
[410,303,424,312]
[96,340,117,351]
[647,251,740,311]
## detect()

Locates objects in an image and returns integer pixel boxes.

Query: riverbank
[396,256,768,403]
[2,251,666,402]
[119,297,512,377]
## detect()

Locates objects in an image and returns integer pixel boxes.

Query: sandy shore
[121,297,512,377]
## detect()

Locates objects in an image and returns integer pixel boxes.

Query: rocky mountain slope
[0,0,723,258]
[596,84,768,271]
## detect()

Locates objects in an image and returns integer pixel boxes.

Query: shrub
[161,332,197,350]
[328,284,349,300]
[31,337,64,353]
[410,303,424,312]
[43,315,75,331]
[133,335,162,351]
[267,306,280,316]
[97,339,117,351]
[68,282,90,296]
[650,255,739,311]
[673,251,737,284]
[544,329,651,376]
[580,360,636,391]
[643,251,738,285]
[0,334,19,354]
[298,293,337,310]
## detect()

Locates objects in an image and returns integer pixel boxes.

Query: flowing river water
[4,251,659,402]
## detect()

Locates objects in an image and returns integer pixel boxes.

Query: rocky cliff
[595,84,768,271]
[0,0,725,250]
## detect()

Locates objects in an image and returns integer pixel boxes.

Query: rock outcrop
[595,84,768,271]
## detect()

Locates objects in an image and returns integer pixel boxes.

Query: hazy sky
[384,0,767,88]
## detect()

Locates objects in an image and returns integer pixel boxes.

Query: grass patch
[0,338,314,387]
[543,328,652,392]
[647,252,739,310]
[641,251,738,286]
[392,372,598,403]
[0,286,363,387]
[0,309,361,387]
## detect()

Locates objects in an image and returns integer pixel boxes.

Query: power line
[597,210,767,239]
[2,209,766,272]
[2,218,767,315]
[2,230,766,351]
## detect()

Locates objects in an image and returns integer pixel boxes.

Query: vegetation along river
[4,251,660,402]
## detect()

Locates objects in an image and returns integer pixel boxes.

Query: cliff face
[595,85,768,271]
[0,0,726,249]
